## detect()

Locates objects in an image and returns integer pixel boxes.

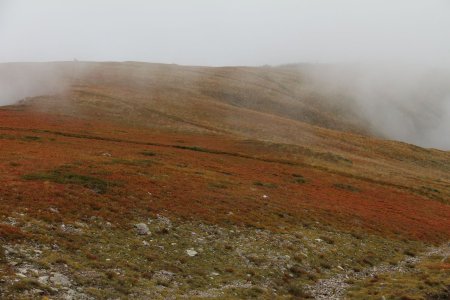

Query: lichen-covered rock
[50,273,71,287]
[135,223,150,235]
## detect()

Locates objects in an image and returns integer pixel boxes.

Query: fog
[0,1,449,149]
[301,64,450,149]
[1,1,449,66]
[0,63,70,106]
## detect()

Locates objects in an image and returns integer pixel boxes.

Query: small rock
[33,289,44,295]
[135,223,150,235]
[74,222,88,228]
[29,269,39,275]
[186,249,198,257]
[38,276,49,285]
[50,273,71,287]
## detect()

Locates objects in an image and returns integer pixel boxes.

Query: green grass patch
[291,173,307,184]
[21,135,42,141]
[0,134,42,142]
[140,150,157,157]
[23,170,110,194]
[108,158,155,167]
[253,181,278,188]
[333,183,360,192]
[208,182,228,189]
[173,145,223,154]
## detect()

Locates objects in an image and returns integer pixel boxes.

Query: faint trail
[0,125,444,198]
[306,243,450,300]
[0,125,300,166]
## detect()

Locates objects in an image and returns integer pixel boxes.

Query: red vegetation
[0,110,449,243]
[0,224,28,241]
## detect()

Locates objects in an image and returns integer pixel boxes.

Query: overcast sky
[0,0,449,66]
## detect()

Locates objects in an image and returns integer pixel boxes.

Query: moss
[21,135,42,141]
[208,182,228,189]
[11,279,44,292]
[333,183,360,192]
[140,150,157,156]
[253,181,277,188]
[108,158,155,167]
[173,145,221,153]
[0,134,42,142]
[23,169,110,194]
[287,283,310,297]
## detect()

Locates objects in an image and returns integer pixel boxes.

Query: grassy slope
[0,62,449,299]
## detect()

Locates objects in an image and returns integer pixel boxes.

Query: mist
[0,63,70,106]
[0,1,449,149]
[1,1,449,66]
[300,64,450,149]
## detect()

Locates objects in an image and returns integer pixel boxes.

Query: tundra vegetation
[0,62,449,299]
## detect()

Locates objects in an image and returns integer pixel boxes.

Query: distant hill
[1,62,371,137]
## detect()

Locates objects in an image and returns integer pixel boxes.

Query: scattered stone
[38,276,49,285]
[74,221,88,228]
[50,273,71,287]
[33,289,44,295]
[186,249,198,257]
[135,223,150,235]
[156,215,173,230]
[104,222,113,228]
[60,224,83,234]
[153,270,175,285]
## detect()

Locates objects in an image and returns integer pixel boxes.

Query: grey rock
[135,223,150,235]
[186,249,198,257]
[38,275,49,285]
[50,273,71,287]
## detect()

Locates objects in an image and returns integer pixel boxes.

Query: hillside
[0,62,449,299]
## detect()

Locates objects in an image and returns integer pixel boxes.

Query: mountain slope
[0,62,449,299]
